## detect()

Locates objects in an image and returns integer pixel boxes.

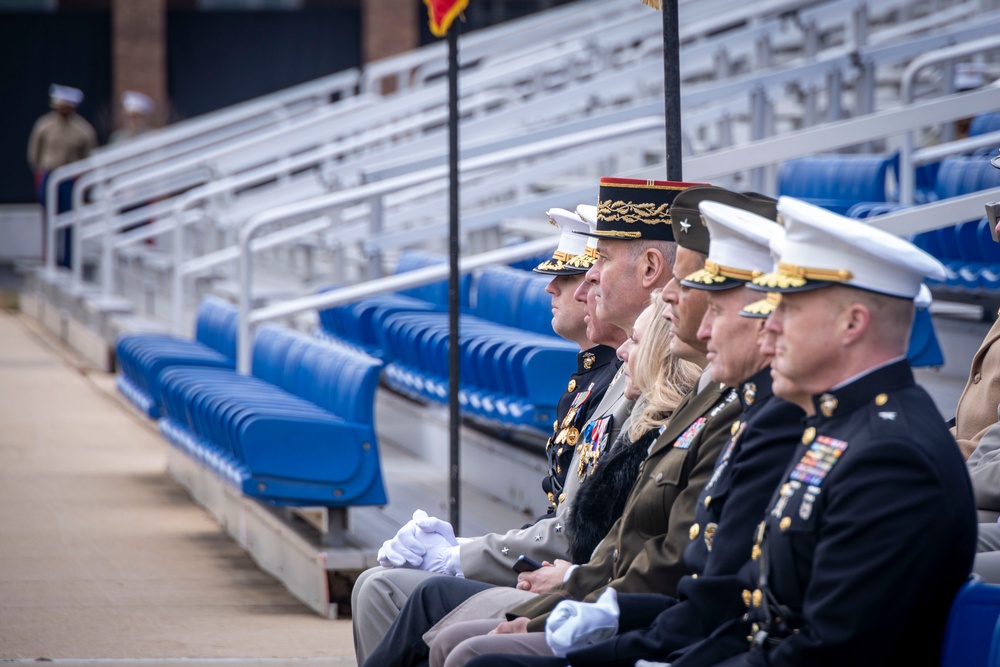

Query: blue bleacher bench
[377,264,575,433]
[116,296,238,418]
[157,324,386,507]
[317,250,472,358]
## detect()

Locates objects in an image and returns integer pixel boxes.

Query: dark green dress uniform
[676,360,976,667]
[541,344,620,515]
[558,367,804,667]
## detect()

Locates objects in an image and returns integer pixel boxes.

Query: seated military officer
[464,195,977,667]
[429,196,807,667]
[355,179,699,667]
[352,204,632,665]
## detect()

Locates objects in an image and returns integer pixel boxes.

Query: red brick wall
[362,0,418,93]
[112,0,167,127]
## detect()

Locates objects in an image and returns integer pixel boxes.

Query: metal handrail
[672,87,1000,182]
[234,116,663,371]
[42,68,359,274]
[898,35,1000,205]
[867,187,1000,237]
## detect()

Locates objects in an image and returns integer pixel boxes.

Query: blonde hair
[628,291,702,441]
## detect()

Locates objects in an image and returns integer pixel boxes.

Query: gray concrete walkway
[0,309,354,665]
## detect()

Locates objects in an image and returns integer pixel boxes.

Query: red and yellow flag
[424,0,468,37]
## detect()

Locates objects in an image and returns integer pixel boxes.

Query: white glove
[377,510,433,568]
[413,513,463,576]
[545,588,620,657]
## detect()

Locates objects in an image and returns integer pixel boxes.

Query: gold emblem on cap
[780,517,792,531]
[689,524,700,540]
[802,427,816,445]
[583,353,596,370]
[565,427,580,446]
[875,393,888,406]
[567,379,577,393]
[820,393,838,418]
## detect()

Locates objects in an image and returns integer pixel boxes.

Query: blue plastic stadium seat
[316,251,472,357]
[157,325,386,508]
[969,112,1000,137]
[378,264,574,433]
[935,156,1000,201]
[941,575,1000,667]
[115,296,238,418]
[778,153,897,214]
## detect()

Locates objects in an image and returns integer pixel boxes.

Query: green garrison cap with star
[669,187,779,255]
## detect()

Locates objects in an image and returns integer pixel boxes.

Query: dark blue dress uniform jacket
[672,359,977,667]
[563,366,805,667]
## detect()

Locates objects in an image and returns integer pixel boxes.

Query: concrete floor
[0,309,355,665]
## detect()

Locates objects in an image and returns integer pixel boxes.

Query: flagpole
[662,0,682,180]
[446,20,462,533]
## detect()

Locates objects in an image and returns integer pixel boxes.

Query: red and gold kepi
[585,177,706,242]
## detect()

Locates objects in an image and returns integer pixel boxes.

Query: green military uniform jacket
[509,373,741,630]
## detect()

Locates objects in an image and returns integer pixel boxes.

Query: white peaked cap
[534,208,592,275]
[49,84,83,106]
[681,200,781,290]
[122,91,154,115]
[915,284,933,309]
[576,204,601,252]
[751,196,947,299]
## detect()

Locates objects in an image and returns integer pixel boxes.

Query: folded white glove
[377,510,433,568]
[545,588,620,658]
[413,513,463,576]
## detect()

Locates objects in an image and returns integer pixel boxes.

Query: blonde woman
[564,291,702,563]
